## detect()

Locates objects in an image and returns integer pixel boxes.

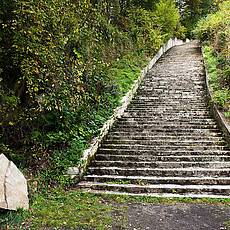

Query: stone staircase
[78,41,230,198]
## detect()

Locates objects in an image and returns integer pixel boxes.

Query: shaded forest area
[0,0,228,185]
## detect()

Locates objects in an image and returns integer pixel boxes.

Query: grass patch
[29,190,113,229]
[2,190,230,229]
[0,208,30,230]
[0,190,114,229]
[203,45,230,113]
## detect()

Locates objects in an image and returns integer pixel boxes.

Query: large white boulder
[0,154,29,210]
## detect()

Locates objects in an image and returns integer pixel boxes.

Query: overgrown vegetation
[177,0,226,37]
[195,0,230,116]
[0,0,183,184]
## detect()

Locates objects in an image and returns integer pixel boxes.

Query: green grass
[202,45,230,112]
[29,191,114,229]
[2,189,230,229]
[0,190,115,229]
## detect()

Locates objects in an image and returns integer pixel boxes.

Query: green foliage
[194,0,230,48]
[0,0,182,184]
[178,0,218,37]
[196,2,230,114]
[213,89,230,108]
[155,0,180,37]
[203,45,230,112]
[203,45,219,88]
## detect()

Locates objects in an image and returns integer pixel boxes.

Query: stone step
[137,89,205,93]
[128,103,208,107]
[109,131,222,137]
[134,94,205,98]
[126,108,210,112]
[95,154,230,162]
[88,167,230,177]
[92,160,230,169]
[83,175,230,185]
[132,101,207,105]
[100,144,227,151]
[122,114,213,119]
[130,100,207,104]
[78,189,230,199]
[134,96,206,101]
[118,117,216,122]
[78,182,230,196]
[106,135,223,141]
[103,140,225,146]
[123,112,211,117]
[98,148,230,155]
[140,87,204,90]
[114,124,218,129]
[128,106,208,110]
[139,84,205,88]
[111,128,220,134]
[116,121,217,126]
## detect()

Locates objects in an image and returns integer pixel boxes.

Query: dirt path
[112,203,230,230]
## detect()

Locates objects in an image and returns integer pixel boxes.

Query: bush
[0,0,182,180]
[196,1,230,115]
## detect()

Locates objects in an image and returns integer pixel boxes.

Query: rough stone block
[0,154,29,210]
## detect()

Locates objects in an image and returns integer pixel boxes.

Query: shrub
[196,1,230,115]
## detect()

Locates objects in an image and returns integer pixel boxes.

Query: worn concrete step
[126,108,210,112]
[98,148,230,156]
[92,161,230,169]
[100,144,227,151]
[134,96,206,101]
[138,87,205,91]
[83,175,230,185]
[132,101,207,105]
[107,135,223,141]
[138,87,205,90]
[88,167,230,177]
[135,94,205,98]
[103,140,225,146]
[118,117,216,122]
[122,115,213,119]
[78,182,230,196]
[131,99,206,102]
[79,189,230,199]
[130,100,207,104]
[123,112,211,117]
[128,103,208,107]
[137,91,204,93]
[111,128,220,134]
[113,123,219,128]
[116,121,217,126]
[95,154,230,162]
[109,131,222,137]
[128,104,208,108]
